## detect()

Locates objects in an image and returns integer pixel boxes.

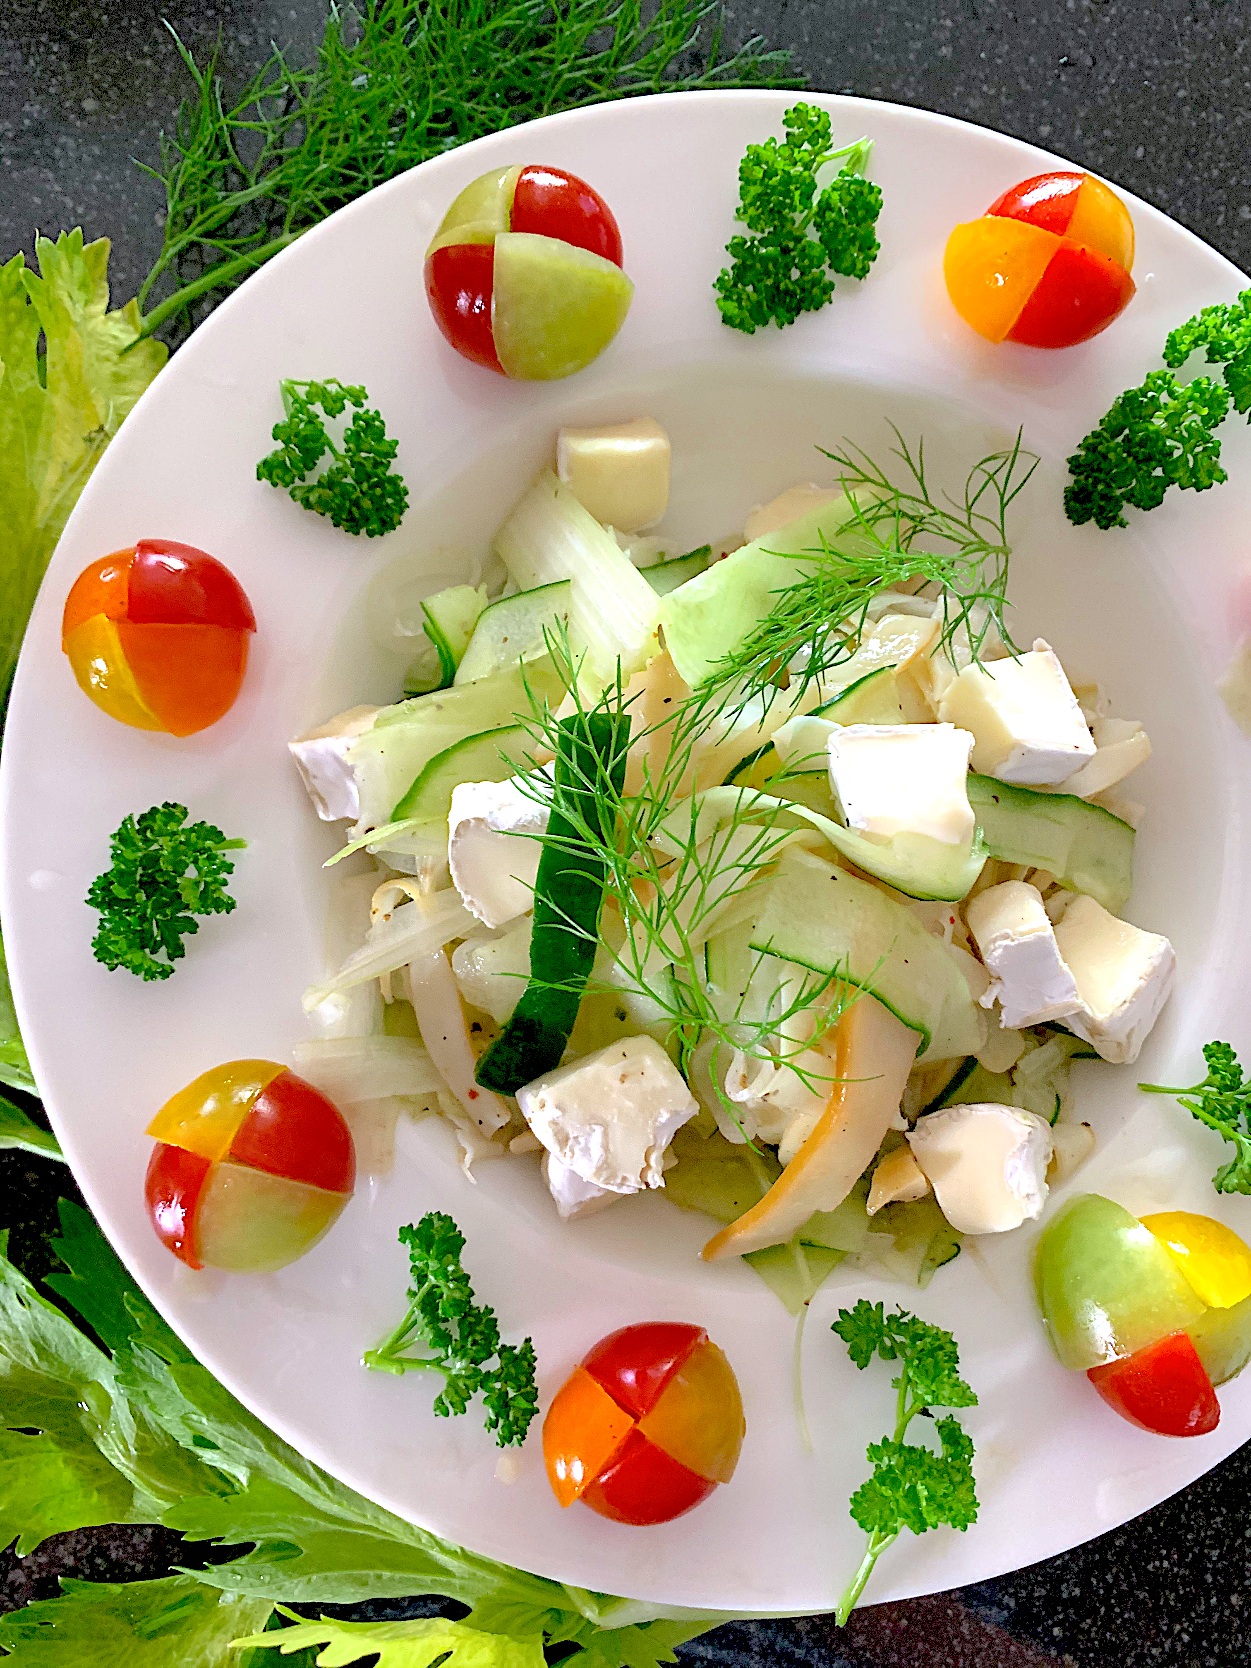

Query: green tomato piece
[492,231,634,381]
[196,1161,348,1272]
[1187,1292,1251,1386]
[428,164,522,254]
[1034,1193,1206,1371]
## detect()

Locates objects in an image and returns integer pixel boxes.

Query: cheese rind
[937,639,1096,785]
[907,1102,1053,1234]
[965,879,1082,1029]
[517,1037,699,1195]
[1052,894,1176,1065]
[826,723,976,846]
[542,1152,620,1220]
[447,775,549,929]
[288,705,380,820]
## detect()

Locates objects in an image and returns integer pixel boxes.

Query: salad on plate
[288,412,1175,1312]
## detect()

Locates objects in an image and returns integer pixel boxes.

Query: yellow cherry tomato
[1140,1211,1251,1311]
[942,216,1062,343]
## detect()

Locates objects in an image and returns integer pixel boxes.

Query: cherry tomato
[543,1322,745,1525]
[144,1061,354,1271]
[944,170,1135,348]
[1087,1331,1220,1438]
[1035,1194,1251,1437]
[424,164,633,381]
[62,540,255,735]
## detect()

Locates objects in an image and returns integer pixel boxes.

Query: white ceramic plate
[4,92,1251,1614]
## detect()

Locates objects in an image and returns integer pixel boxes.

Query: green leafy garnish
[1140,1040,1251,1194]
[136,0,798,339]
[0,231,166,703]
[715,101,882,333]
[235,1606,545,1666]
[257,378,408,538]
[706,430,1035,712]
[1064,288,1251,530]
[362,1213,538,1449]
[0,1200,726,1660]
[86,802,245,981]
[0,1094,63,1160]
[830,1300,979,1626]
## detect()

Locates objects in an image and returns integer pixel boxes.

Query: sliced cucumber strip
[748,846,982,1061]
[638,544,712,597]
[454,580,572,685]
[968,773,1134,913]
[475,710,629,1093]
[392,724,525,823]
[659,493,863,686]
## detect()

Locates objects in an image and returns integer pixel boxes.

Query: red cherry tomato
[144,1061,354,1272]
[1087,1331,1221,1438]
[424,164,632,381]
[543,1322,745,1525]
[944,170,1135,348]
[62,540,255,735]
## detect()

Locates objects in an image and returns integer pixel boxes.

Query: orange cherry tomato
[144,1061,355,1272]
[543,1322,745,1525]
[944,170,1135,348]
[62,539,255,735]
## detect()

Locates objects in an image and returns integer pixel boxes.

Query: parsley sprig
[1141,1040,1251,1195]
[86,803,244,982]
[831,1301,979,1626]
[257,377,408,537]
[715,102,882,334]
[1065,289,1251,530]
[363,1213,538,1448]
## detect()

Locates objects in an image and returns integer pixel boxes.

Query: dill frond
[137,0,799,339]
[703,428,1038,712]
[507,631,850,1075]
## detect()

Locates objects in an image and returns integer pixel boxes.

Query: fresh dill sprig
[704,429,1037,712]
[137,0,799,340]
[509,632,851,1076]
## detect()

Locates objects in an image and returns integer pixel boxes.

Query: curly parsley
[257,377,408,537]
[714,102,882,334]
[1065,289,1251,530]
[86,803,244,982]
[363,1212,538,1448]
[1141,1040,1251,1195]
[831,1301,979,1625]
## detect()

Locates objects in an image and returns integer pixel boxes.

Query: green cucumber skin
[390,724,523,822]
[638,545,712,597]
[475,710,629,1094]
[967,773,1134,913]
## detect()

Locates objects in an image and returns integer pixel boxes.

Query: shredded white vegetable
[292,1035,442,1103]
[302,887,472,1012]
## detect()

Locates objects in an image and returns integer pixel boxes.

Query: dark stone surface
[1,1,1248,1663]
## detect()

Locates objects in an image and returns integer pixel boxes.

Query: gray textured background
[2,2,1249,1664]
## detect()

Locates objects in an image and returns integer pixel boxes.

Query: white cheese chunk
[965,880,1082,1029]
[542,1152,620,1220]
[288,706,380,820]
[556,417,670,532]
[867,1144,932,1214]
[937,639,1096,785]
[517,1037,699,1195]
[1218,634,1251,737]
[1052,894,1176,1065]
[826,723,976,846]
[447,775,550,929]
[907,1102,1053,1234]
[743,483,842,544]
